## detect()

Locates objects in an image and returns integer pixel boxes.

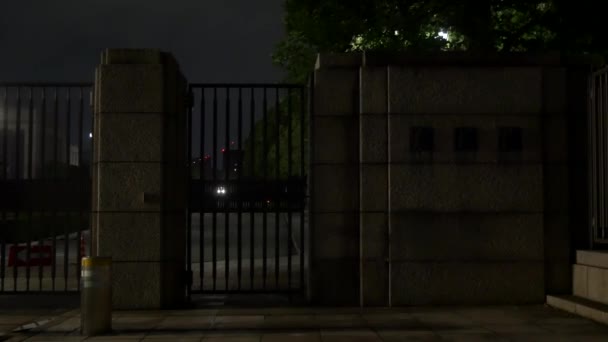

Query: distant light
[221,148,226,153]
[230,141,235,145]
[89,133,93,138]
[438,31,449,40]
[394,30,399,36]
[234,168,237,172]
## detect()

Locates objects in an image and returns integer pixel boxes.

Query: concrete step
[547,295,608,325]
[577,250,608,268]
[573,250,608,305]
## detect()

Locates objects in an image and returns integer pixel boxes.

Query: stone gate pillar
[92,49,188,309]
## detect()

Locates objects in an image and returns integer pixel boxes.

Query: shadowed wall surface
[310,52,593,306]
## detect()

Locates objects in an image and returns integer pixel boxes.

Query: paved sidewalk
[0,294,78,340]
[2,304,608,341]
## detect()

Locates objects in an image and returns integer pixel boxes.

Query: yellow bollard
[80,257,112,336]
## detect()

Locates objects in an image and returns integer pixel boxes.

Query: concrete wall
[92,49,188,309]
[310,52,591,306]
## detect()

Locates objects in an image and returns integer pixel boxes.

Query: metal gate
[0,83,93,293]
[186,84,308,295]
[590,67,608,246]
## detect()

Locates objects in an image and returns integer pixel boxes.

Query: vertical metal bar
[590,74,596,247]
[600,73,604,242]
[16,87,21,181]
[76,87,83,291]
[237,87,243,290]
[200,88,206,291]
[14,87,21,291]
[262,87,268,290]
[600,73,605,242]
[300,85,306,290]
[597,73,600,243]
[0,87,6,292]
[51,87,58,290]
[26,87,34,291]
[599,72,608,243]
[249,88,255,290]
[212,87,218,291]
[65,89,71,174]
[186,87,192,296]
[596,73,608,239]
[39,88,47,290]
[27,88,34,181]
[287,88,293,291]
[596,73,601,243]
[78,87,84,168]
[275,87,280,289]
[64,89,71,291]
[224,87,230,291]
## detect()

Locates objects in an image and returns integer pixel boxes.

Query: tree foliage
[241,92,308,179]
[273,0,608,83]
[244,0,608,178]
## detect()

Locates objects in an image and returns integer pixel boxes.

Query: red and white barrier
[7,245,54,267]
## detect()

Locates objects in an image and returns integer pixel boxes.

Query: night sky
[0,0,286,83]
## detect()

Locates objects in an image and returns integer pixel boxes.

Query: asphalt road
[188,212,305,263]
[1,211,309,292]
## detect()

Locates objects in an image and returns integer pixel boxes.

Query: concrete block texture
[388,66,543,114]
[543,115,568,163]
[96,113,163,162]
[102,48,165,64]
[311,212,358,259]
[390,212,543,261]
[97,65,164,113]
[389,114,542,164]
[361,260,389,306]
[360,164,388,212]
[163,162,189,212]
[389,164,543,212]
[93,49,188,310]
[311,164,358,212]
[360,67,388,114]
[96,212,162,261]
[312,116,358,164]
[573,264,588,298]
[543,214,570,261]
[391,261,545,305]
[577,250,608,268]
[311,258,359,306]
[542,67,568,115]
[313,69,359,116]
[96,162,162,212]
[111,261,184,309]
[587,264,608,305]
[360,115,388,163]
[315,53,363,69]
[361,212,388,260]
[543,166,569,213]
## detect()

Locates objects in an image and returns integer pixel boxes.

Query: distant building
[0,106,92,179]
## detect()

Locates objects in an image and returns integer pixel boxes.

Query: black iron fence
[0,83,93,293]
[187,83,308,295]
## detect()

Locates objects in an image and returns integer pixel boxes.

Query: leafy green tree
[242,92,308,179]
